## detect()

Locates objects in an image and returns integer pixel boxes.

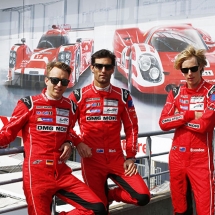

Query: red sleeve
[0,101,29,148]
[67,93,82,146]
[184,93,215,133]
[159,90,195,131]
[121,93,138,158]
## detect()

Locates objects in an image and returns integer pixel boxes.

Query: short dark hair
[46,61,71,76]
[91,49,116,66]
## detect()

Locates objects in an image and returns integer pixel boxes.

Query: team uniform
[69,83,150,209]
[0,88,106,215]
[159,79,215,215]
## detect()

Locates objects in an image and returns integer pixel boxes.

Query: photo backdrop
[0,0,215,134]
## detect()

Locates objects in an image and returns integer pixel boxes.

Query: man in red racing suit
[0,62,106,215]
[159,45,215,215]
[69,49,150,212]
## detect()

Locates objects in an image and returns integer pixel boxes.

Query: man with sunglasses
[159,45,215,215]
[68,49,150,213]
[0,61,106,215]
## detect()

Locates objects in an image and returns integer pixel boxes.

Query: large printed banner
[0,0,215,134]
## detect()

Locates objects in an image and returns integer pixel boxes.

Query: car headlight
[58,53,65,61]
[139,55,151,71]
[9,50,16,68]
[138,54,162,83]
[149,67,160,80]
[58,51,71,65]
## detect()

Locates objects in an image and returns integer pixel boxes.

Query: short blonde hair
[46,61,71,76]
[174,45,207,72]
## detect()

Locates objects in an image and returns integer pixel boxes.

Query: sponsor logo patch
[186,123,200,129]
[103,107,118,114]
[210,94,215,101]
[33,160,42,164]
[179,147,186,152]
[86,98,100,102]
[128,100,134,107]
[56,116,69,125]
[86,103,101,108]
[189,103,204,111]
[104,99,118,106]
[180,105,188,110]
[96,149,104,153]
[86,116,117,121]
[37,125,67,132]
[109,149,116,153]
[190,148,205,152]
[36,111,52,115]
[162,115,183,124]
[56,108,69,116]
[171,146,177,150]
[36,106,52,109]
[179,99,189,104]
[37,117,53,122]
[190,96,204,103]
[46,160,54,165]
[86,109,101,113]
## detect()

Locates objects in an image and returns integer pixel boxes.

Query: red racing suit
[0,88,106,215]
[159,79,215,215]
[69,84,150,209]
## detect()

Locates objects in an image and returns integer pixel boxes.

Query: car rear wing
[48,24,94,32]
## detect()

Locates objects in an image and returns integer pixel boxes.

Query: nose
[57,80,62,86]
[187,69,192,75]
[101,66,106,72]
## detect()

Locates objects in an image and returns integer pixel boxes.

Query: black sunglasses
[93,63,114,71]
[47,77,70,86]
[180,66,199,74]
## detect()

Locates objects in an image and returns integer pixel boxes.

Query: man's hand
[76,142,92,158]
[124,159,137,176]
[174,108,179,115]
[59,142,72,162]
[195,111,203,119]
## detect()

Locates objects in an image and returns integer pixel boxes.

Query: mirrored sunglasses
[93,63,114,71]
[180,66,199,74]
[47,77,70,86]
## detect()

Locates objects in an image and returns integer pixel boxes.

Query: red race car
[113,23,215,94]
[6,24,94,89]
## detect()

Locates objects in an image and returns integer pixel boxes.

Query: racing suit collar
[185,78,205,93]
[91,83,112,94]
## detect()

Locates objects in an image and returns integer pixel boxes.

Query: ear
[90,65,94,73]
[44,77,49,86]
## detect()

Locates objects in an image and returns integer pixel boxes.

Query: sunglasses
[47,77,70,86]
[180,66,199,74]
[93,63,114,71]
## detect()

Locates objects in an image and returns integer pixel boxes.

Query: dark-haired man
[69,49,150,212]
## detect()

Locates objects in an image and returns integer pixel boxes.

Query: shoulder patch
[71,100,77,114]
[122,88,130,103]
[20,96,32,109]
[73,89,81,102]
[172,87,180,98]
[208,85,215,98]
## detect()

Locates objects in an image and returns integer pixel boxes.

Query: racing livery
[113,23,215,94]
[69,83,150,209]
[6,24,94,89]
[159,80,215,214]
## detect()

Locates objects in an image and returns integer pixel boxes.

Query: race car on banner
[113,23,215,94]
[5,24,94,89]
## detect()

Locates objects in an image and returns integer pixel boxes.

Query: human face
[91,57,114,88]
[45,67,69,99]
[181,56,202,89]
